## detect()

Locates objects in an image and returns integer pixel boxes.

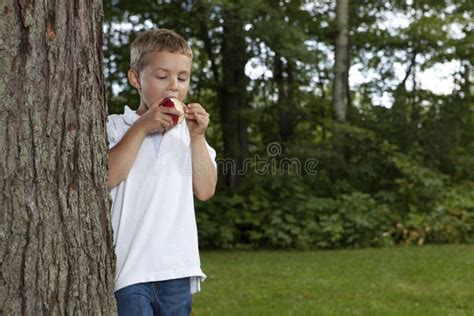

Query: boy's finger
[164,120,173,129]
[160,118,173,130]
[157,113,174,126]
[150,99,163,108]
[186,108,209,116]
[186,103,204,110]
[160,107,182,116]
[185,111,207,118]
[162,115,174,125]
[194,113,203,123]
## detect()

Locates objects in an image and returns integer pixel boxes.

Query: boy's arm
[184,103,217,201]
[108,104,180,189]
[190,135,217,201]
[108,124,147,189]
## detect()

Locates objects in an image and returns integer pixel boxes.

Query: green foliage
[391,153,448,214]
[393,184,474,245]
[196,123,474,249]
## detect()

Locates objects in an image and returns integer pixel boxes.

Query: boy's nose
[167,77,178,91]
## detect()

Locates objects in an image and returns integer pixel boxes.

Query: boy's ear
[128,69,141,91]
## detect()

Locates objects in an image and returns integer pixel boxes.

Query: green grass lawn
[192,245,474,316]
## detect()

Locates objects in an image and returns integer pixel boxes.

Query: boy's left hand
[185,103,210,138]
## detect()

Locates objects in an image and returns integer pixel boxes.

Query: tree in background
[214,2,250,188]
[1,0,115,313]
[333,0,350,122]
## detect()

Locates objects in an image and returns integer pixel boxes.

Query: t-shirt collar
[123,105,140,125]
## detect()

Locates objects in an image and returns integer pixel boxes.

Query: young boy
[107,29,217,315]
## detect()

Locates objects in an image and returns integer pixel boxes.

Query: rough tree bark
[0,0,116,314]
[333,0,349,123]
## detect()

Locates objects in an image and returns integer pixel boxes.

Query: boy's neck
[136,102,148,116]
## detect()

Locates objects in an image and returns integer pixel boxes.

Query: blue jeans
[114,278,192,316]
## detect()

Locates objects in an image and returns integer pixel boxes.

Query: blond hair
[130,29,192,73]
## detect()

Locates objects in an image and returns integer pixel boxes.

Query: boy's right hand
[135,101,182,135]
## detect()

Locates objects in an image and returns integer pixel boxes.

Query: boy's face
[132,51,192,108]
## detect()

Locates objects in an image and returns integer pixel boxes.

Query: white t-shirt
[107,106,216,293]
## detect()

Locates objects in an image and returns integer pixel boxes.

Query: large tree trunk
[0,0,116,314]
[333,0,350,123]
[219,8,249,189]
[274,54,297,143]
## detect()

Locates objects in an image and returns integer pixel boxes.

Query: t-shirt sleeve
[205,141,217,170]
[106,116,119,149]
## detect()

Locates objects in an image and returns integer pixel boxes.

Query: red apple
[159,97,185,125]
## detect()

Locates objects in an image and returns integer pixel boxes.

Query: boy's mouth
[160,97,185,125]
